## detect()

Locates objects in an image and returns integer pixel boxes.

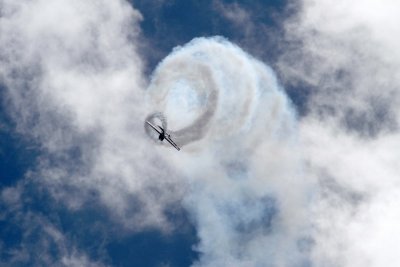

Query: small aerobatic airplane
[146,121,180,151]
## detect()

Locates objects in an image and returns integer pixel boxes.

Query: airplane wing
[146,121,180,151]
[146,121,163,135]
[165,135,180,151]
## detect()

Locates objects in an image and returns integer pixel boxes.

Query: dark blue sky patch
[102,202,199,267]
[0,219,23,260]
[133,0,288,71]
[0,87,39,188]
[0,129,37,187]
[107,228,198,267]
[284,80,312,116]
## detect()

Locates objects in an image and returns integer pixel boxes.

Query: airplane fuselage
[158,131,165,141]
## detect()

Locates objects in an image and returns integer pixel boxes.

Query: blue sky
[1,0,400,267]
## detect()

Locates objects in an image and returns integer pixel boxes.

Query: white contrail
[146,37,311,267]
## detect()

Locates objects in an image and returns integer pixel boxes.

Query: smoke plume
[145,37,311,267]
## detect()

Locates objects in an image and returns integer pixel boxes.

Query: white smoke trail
[146,37,311,267]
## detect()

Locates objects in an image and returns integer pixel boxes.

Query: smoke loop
[145,37,294,152]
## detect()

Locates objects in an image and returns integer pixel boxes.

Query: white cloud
[213,1,251,26]
[279,0,400,266]
[0,0,188,233]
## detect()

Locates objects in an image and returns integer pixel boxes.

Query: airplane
[146,121,180,151]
